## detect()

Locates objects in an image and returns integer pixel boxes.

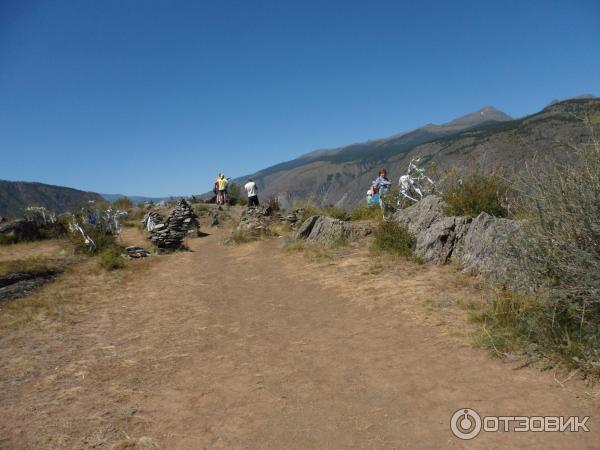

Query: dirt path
[1,230,598,449]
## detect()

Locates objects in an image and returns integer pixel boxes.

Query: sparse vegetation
[0,257,63,277]
[98,246,127,270]
[350,205,381,221]
[293,200,349,222]
[227,183,248,206]
[111,196,134,210]
[442,166,509,217]
[225,228,271,244]
[283,237,348,261]
[372,220,415,256]
[474,136,600,375]
[266,196,281,211]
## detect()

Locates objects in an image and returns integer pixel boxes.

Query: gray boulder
[393,195,447,234]
[415,216,471,264]
[454,212,523,287]
[394,196,471,264]
[295,215,371,244]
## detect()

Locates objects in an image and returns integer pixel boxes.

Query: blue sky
[1,0,599,197]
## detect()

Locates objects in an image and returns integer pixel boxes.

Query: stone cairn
[280,208,304,226]
[237,205,273,232]
[143,199,199,251]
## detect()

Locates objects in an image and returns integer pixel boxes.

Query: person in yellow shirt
[216,173,229,205]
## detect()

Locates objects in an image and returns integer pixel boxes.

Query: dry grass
[0,259,126,331]
[0,238,70,262]
[283,236,353,261]
[0,256,66,277]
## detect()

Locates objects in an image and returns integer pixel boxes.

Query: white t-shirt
[244,181,257,197]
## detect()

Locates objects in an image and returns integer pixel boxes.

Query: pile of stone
[145,199,200,251]
[142,211,165,231]
[280,209,304,225]
[237,205,273,233]
[126,246,151,258]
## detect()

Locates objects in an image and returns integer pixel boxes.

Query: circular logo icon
[450,408,482,440]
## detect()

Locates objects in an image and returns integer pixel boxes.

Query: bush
[442,167,509,217]
[227,183,248,206]
[503,138,600,371]
[112,196,134,210]
[372,220,415,256]
[473,135,600,375]
[98,247,127,270]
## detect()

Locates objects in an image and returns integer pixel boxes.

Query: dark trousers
[248,195,259,207]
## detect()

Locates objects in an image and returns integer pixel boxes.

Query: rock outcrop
[237,206,274,233]
[454,212,523,287]
[295,215,372,244]
[394,196,470,264]
[393,195,522,287]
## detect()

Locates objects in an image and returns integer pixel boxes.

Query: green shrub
[442,168,509,217]
[112,197,134,210]
[372,220,415,256]
[98,247,127,270]
[488,136,600,374]
[467,134,600,375]
[227,183,248,206]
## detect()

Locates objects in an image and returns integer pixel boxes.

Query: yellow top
[217,176,228,190]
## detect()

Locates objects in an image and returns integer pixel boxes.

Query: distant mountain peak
[445,106,512,128]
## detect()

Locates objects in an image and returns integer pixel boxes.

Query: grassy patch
[372,220,415,256]
[293,201,350,223]
[350,206,381,221]
[283,236,350,261]
[442,167,509,217]
[98,247,127,270]
[0,257,63,277]
[469,290,600,376]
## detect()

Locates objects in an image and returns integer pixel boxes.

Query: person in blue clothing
[374,168,391,210]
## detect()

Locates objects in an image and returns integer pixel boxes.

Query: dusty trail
[0,229,598,449]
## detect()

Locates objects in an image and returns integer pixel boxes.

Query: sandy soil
[0,228,598,449]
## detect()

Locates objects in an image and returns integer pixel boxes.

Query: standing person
[217,173,229,205]
[244,178,260,207]
[213,177,220,204]
[375,168,391,210]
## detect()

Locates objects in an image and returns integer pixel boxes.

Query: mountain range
[2,96,598,217]
[235,97,600,208]
[0,180,103,218]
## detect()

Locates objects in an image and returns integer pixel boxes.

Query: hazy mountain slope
[0,180,104,218]
[240,99,600,208]
[101,193,173,206]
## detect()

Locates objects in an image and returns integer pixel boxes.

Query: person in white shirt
[244,179,259,207]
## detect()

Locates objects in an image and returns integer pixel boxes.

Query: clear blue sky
[1,0,599,197]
